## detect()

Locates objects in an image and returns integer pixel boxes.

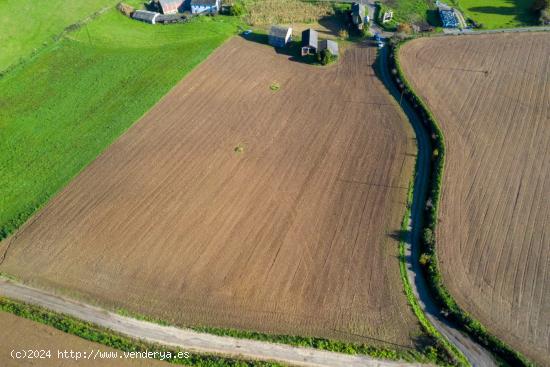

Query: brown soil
[0,37,420,348]
[0,311,165,366]
[399,33,550,365]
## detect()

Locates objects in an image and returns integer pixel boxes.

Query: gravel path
[0,279,427,367]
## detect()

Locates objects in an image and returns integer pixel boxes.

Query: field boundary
[0,12,241,243]
[390,38,534,367]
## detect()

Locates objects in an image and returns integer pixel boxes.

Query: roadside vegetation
[0,297,283,367]
[395,181,467,367]
[390,39,535,367]
[0,10,240,240]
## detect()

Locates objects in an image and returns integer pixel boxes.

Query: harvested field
[399,33,550,365]
[0,311,166,366]
[0,37,420,347]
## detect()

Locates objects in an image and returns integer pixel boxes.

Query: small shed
[158,0,186,14]
[319,40,339,57]
[301,28,318,56]
[191,0,220,14]
[268,26,292,48]
[352,3,366,29]
[132,10,160,24]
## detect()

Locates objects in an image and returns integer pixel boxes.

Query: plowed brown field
[399,33,550,365]
[0,311,166,366]
[0,37,420,347]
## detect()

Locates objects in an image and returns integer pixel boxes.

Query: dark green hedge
[389,40,534,367]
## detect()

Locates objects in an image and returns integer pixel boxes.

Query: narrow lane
[375,45,497,367]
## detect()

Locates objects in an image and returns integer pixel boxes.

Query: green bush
[230,1,246,16]
[316,49,336,65]
[422,228,434,247]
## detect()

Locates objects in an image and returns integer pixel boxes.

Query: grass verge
[0,297,283,366]
[390,38,534,367]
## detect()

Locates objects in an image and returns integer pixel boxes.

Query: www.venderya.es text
[10,349,190,361]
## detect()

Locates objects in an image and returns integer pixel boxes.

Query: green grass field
[383,0,433,24]
[0,10,239,239]
[0,0,123,71]
[459,0,538,28]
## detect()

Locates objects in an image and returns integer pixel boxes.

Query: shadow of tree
[388,229,410,242]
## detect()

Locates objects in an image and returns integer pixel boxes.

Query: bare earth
[399,33,550,365]
[0,37,420,348]
[0,311,165,366]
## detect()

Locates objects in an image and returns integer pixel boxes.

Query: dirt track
[399,33,550,365]
[0,279,430,367]
[0,37,420,347]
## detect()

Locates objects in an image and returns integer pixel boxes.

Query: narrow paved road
[0,279,428,367]
[376,46,497,367]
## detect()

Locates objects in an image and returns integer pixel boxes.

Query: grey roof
[352,3,365,16]
[319,39,339,56]
[132,10,159,22]
[269,25,291,39]
[301,29,318,49]
[191,0,218,5]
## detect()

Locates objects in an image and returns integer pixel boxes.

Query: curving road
[0,278,428,367]
[376,45,497,367]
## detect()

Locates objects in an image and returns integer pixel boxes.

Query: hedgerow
[389,39,534,367]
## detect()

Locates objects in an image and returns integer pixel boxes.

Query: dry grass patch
[227,0,333,25]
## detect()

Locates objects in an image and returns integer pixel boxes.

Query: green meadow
[459,0,538,28]
[0,0,122,71]
[387,0,433,24]
[0,9,240,239]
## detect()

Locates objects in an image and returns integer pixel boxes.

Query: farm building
[191,0,220,14]
[157,0,186,14]
[301,28,318,56]
[352,2,366,30]
[319,39,339,57]
[268,26,292,48]
[132,10,161,24]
